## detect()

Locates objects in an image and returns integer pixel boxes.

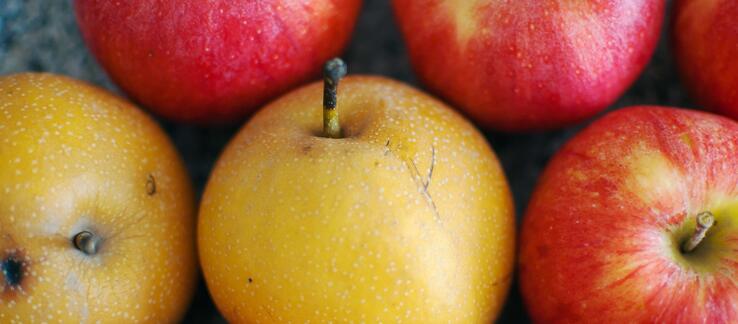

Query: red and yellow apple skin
[520,106,738,323]
[673,0,738,120]
[74,0,361,123]
[392,0,664,131]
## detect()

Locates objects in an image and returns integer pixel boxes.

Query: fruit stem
[682,211,715,253]
[73,231,102,255]
[323,58,347,138]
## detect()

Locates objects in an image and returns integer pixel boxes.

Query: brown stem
[323,58,347,138]
[682,211,715,253]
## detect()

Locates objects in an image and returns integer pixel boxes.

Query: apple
[198,59,516,322]
[673,0,738,120]
[0,73,197,322]
[392,0,665,131]
[74,0,362,123]
[519,106,738,322]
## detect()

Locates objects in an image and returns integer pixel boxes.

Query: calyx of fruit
[73,231,103,255]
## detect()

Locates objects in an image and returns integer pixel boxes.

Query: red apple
[74,0,361,123]
[520,106,738,322]
[673,0,738,120]
[392,1,664,131]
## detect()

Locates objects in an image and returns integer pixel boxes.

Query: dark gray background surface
[1,1,691,322]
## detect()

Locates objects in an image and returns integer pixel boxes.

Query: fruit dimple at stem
[322,57,347,138]
[73,231,102,255]
[682,211,715,253]
[1,256,22,287]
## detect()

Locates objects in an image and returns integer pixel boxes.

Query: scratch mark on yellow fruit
[406,155,441,223]
[424,145,436,190]
[384,142,442,222]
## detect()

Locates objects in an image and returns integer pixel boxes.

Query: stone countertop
[0,0,690,322]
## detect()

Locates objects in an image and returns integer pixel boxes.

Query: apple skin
[519,106,738,323]
[198,76,515,322]
[0,73,197,322]
[673,0,738,120]
[74,0,361,123]
[392,0,664,131]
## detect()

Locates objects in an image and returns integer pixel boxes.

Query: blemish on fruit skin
[1,256,23,287]
[0,249,31,301]
[146,174,157,196]
[679,133,694,149]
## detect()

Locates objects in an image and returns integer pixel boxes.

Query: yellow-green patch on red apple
[393,0,665,131]
[520,106,738,322]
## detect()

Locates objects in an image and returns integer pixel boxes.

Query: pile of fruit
[2,0,737,322]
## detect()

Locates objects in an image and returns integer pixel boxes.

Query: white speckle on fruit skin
[199,76,515,322]
[0,73,197,323]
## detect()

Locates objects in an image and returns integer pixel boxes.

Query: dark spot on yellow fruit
[248,277,253,283]
[1,256,22,287]
[1,249,32,300]
[146,174,157,196]
[301,145,312,154]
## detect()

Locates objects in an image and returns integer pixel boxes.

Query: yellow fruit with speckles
[0,73,197,323]
[199,75,515,323]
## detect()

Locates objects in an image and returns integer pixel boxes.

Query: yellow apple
[199,60,515,323]
[0,73,197,322]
